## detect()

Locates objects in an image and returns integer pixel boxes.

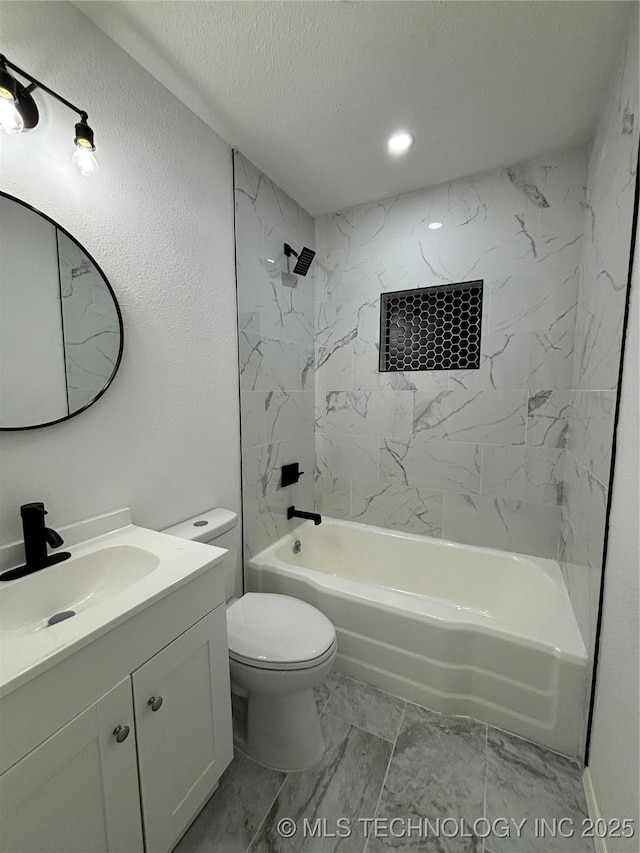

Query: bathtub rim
[248,517,588,665]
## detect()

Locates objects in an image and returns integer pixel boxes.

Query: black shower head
[284,243,316,277]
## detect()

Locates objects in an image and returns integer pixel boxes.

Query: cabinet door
[132,606,233,853]
[0,677,143,853]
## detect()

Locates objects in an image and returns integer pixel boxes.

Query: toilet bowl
[163,509,336,771]
[228,593,336,769]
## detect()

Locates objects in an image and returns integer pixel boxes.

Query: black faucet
[287,506,322,525]
[0,503,71,582]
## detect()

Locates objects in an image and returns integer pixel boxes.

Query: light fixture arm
[0,53,98,174]
[0,54,89,121]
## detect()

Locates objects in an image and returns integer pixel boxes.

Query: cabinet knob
[113,725,130,743]
[148,696,163,712]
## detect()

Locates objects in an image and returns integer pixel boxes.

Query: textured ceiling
[77,1,631,216]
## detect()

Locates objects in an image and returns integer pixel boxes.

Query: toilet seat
[227,593,336,671]
[229,639,337,672]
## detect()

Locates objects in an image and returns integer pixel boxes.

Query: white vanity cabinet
[0,602,233,853]
[0,676,144,853]
[133,608,233,853]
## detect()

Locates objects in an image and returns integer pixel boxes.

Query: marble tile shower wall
[561,19,639,661]
[234,153,316,559]
[58,231,121,412]
[313,146,589,559]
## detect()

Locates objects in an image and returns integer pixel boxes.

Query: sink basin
[0,546,160,636]
[0,512,228,697]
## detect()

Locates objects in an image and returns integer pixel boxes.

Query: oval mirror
[0,192,123,430]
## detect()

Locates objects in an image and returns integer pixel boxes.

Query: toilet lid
[227,593,335,668]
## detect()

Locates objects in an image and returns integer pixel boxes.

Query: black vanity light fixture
[0,54,98,177]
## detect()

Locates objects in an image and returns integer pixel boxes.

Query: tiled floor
[174,673,596,853]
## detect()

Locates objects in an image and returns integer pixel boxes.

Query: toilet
[163,508,337,771]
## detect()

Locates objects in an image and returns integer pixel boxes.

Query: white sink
[0,545,160,636]
[0,510,227,697]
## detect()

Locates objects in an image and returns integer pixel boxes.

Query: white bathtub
[247,518,588,757]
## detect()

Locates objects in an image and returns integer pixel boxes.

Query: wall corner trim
[582,767,608,853]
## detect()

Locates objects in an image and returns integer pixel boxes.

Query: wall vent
[379,280,483,372]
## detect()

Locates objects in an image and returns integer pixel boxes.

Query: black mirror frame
[0,190,124,431]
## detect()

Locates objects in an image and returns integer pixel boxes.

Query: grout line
[485,282,492,334]
[391,699,408,744]
[362,703,405,853]
[481,724,488,853]
[322,711,401,746]
[484,718,581,765]
[395,699,407,746]
[348,476,353,521]
[323,711,404,747]
[403,696,493,732]
[317,673,342,715]
[568,447,610,491]
[244,771,290,853]
[338,672,411,706]
[350,335,355,394]
[323,676,407,743]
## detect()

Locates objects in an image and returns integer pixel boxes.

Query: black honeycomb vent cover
[379,281,483,372]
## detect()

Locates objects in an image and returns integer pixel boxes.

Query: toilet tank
[163,508,240,601]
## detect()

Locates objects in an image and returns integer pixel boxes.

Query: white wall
[587,226,639,850]
[0,1,240,543]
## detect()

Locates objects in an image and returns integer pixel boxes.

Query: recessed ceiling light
[387,130,414,156]
[428,221,443,230]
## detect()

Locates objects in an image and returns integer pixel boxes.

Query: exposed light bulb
[73,145,99,177]
[428,222,443,231]
[0,96,24,135]
[387,130,414,156]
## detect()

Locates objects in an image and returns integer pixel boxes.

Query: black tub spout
[287,506,322,525]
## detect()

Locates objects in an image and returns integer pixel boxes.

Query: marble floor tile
[249,712,393,853]
[176,676,597,853]
[173,750,286,853]
[324,676,406,742]
[484,728,593,853]
[315,670,342,712]
[368,703,487,853]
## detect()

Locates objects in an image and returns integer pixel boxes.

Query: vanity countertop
[0,510,227,698]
